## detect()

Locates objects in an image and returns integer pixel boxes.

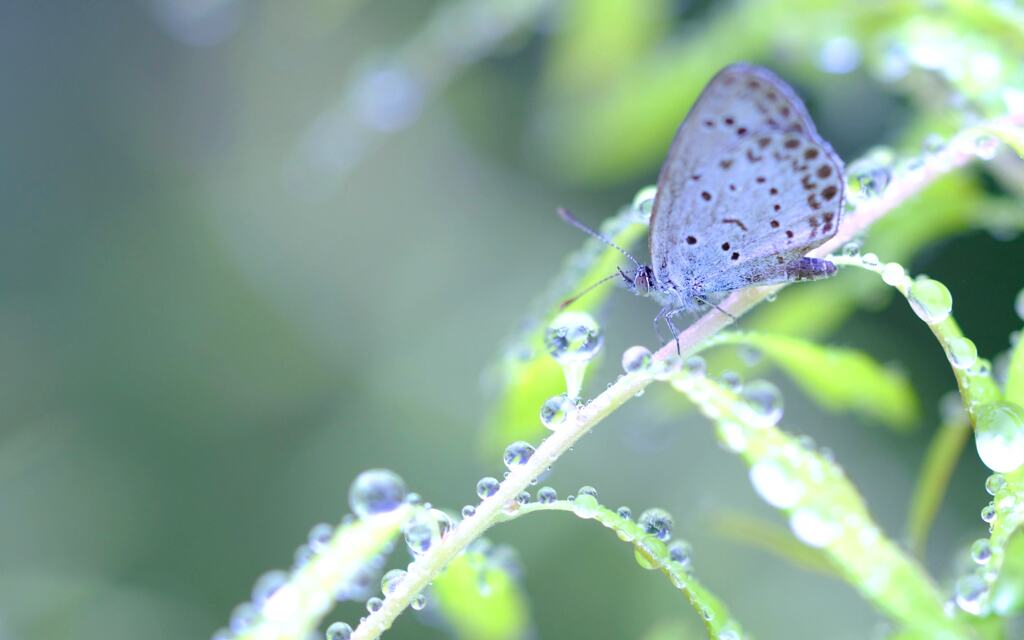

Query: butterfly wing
[648,64,844,297]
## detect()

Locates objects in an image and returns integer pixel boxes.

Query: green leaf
[670,372,970,638]
[431,548,530,640]
[906,413,972,556]
[482,207,648,454]
[705,331,920,429]
[991,527,1024,615]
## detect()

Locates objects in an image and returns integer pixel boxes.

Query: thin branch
[351,113,1024,640]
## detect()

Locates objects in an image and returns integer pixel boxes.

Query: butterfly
[560,63,845,349]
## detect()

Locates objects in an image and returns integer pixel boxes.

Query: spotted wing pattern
[648,63,844,303]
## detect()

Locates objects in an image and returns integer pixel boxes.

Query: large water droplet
[981,502,997,524]
[573,492,600,519]
[749,460,804,508]
[366,596,383,613]
[537,486,557,503]
[740,380,784,427]
[955,574,988,615]
[503,441,536,469]
[326,621,353,640]
[403,509,449,558]
[632,186,657,223]
[638,508,674,541]
[622,345,653,373]
[540,394,575,430]
[908,277,952,324]
[947,337,978,370]
[970,538,992,565]
[634,535,667,570]
[789,508,841,548]
[308,523,334,552]
[881,262,906,287]
[616,506,632,520]
[349,469,407,519]
[411,592,427,611]
[848,153,893,198]
[476,476,499,499]
[545,311,603,364]
[668,539,693,569]
[985,473,1006,496]
[462,505,476,518]
[381,569,406,594]
[974,402,1024,473]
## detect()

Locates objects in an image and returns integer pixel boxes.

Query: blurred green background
[2,1,1022,638]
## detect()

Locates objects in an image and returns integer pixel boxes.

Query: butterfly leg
[652,306,668,345]
[665,314,682,355]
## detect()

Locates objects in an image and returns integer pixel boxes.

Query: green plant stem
[350,113,1024,640]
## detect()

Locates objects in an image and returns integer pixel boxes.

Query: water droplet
[622,345,653,373]
[229,602,258,633]
[538,486,557,503]
[908,277,953,324]
[861,252,880,267]
[381,569,406,594]
[684,355,707,376]
[881,262,906,287]
[1015,288,1024,322]
[366,596,383,613]
[616,506,632,520]
[545,311,603,364]
[765,291,778,302]
[638,508,674,541]
[517,491,531,504]
[462,505,476,518]
[974,402,1024,473]
[476,476,499,499]
[668,539,693,568]
[573,492,600,518]
[411,593,427,611]
[351,64,423,133]
[404,492,421,505]
[578,485,598,498]
[293,544,315,569]
[634,535,667,570]
[971,539,992,565]
[718,629,741,640]
[974,133,999,160]
[252,570,288,606]
[848,155,893,198]
[719,371,742,392]
[540,394,575,430]
[818,36,861,74]
[947,337,978,370]
[740,380,784,427]
[749,460,804,508]
[308,523,333,552]
[403,509,449,557]
[955,574,988,615]
[739,345,763,366]
[842,241,861,257]
[632,186,657,223]
[985,473,1006,496]
[326,621,353,640]
[981,502,997,523]
[789,508,841,548]
[349,469,407,519]
[503,441,536,469]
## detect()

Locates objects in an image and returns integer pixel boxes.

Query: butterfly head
[621,264,655,296]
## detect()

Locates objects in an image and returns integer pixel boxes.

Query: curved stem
[351,113,1023,640]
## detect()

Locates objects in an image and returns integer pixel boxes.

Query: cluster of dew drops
[952,287,1024,618]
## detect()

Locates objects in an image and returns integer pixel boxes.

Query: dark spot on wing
[822,185,838,201]
[737,127,748,136]
[731,251,740,260]
[747,150,763,162]
[721,242,730,251]
[786,230,794,238]
[773,204,781,212]
[724,116,735,126]
[804,148,819,160]
[807,194,821,210]
[817,165,832,178]
[784,139,800,149]
[701,191,712,201]
[686,235,697,245]
[756,176,766,183]
[722,218,748,231]
[770,187,779,195]
[770,219,780,228]
[720,159,733,169]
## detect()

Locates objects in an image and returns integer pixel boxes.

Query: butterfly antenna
[557,207,641,268]
[694,295,737,321]
[559,272,622,309]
